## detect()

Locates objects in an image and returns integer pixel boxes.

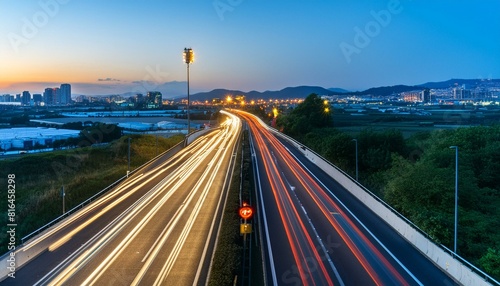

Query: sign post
[239,206,253,220]
[239,204,253,284]
[239,206,253,236]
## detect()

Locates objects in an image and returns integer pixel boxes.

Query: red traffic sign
[239,206,253,220]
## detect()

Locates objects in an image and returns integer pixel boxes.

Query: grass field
[333,107,500,138]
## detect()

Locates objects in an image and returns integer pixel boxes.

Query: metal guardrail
[440,244,500,285]
[20,139,185,245]
[268,127,499,286]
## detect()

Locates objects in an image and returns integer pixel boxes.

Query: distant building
[471,89,489,100]
[60,83,71,104]
[0,127,80,151]
[453,87,471,100]
[22,91,31,105]
[33,94,42,105]
[41,84,71,105]
[75,95,87,103]
[146,91,162,109]
[401,90,423,102]
[43,88,53,105]
[0,94,15,102]
[136,93,144,102]
[44,88,60,105]
[53,87,60,104]
[421,89,431,103]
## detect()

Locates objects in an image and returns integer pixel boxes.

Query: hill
[356,85,424,96]
[190,86,337,101]
[329,87,351,93]
[83,78,499,101]
[418,78,500,89]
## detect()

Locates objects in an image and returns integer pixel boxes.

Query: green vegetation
[275,94,500,280]
[276,93,333,136]
[9,114,30,126]
[53,122,123,149]
[0,134,184,252]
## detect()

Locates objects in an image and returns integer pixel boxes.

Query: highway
[2,111,241,285]
[235,110,458,286]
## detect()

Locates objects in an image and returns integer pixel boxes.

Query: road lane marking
[288,149,424,286]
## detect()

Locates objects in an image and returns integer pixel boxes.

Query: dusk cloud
[98,78,120,82]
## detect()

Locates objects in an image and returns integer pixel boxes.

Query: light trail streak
[79,129,232,285]
[244,111,333,285]
[137,115,240,285]
[25,132,212,253]
[235,110,412,285]
[262,126,409,286]
[254,122,386,285]
[44,112,241,285]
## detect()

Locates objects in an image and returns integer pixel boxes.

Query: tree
[301,128,353,171]
[479,248,500,279]
[62,122,84,130]
[10,114,30,126]
[358,128,406,173]
[80,123,122,144]
[384,154,455,243]
[276,93,332,136]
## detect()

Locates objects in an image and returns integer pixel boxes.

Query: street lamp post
[449,146,459,254]
[183,48,195,135]
[352,139,358,181]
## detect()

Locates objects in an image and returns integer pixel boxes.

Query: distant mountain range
[82,78,499,101]
[418,78,500,89]
[188,78,500,100]
[189,86,339,101]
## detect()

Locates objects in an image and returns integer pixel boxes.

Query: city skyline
[1,0,499,96]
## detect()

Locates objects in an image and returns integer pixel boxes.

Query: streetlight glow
[183,48,194,64]
[272,108,278,118]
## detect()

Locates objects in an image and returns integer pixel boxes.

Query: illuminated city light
[272,108,278,118]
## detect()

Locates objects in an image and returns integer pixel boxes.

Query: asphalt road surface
[235,110,457,286]
[2,111,241,285]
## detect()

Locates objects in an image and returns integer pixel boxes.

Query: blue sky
[1,0,499,96]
